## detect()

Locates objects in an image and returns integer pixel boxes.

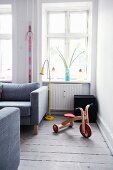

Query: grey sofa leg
[33,125,38,135]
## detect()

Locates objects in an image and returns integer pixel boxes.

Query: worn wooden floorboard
[19,160,113,170]
[19,115,113,170]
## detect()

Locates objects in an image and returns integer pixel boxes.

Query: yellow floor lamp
[40,59,55,121]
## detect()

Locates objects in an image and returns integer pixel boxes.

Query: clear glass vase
[65,67,70,81]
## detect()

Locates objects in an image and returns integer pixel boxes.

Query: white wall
[12,0,28,83]
[10,0,97,94]
[97,0,113,153]
[0,0,12,3]
[0,0,97,93]
[12,0,38,83]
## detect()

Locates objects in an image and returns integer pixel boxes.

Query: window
[42,3,92,82]
[0,5,12,81]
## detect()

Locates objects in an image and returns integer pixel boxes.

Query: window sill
[42,79,90,84]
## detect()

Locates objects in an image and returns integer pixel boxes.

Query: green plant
[56,47,85,69]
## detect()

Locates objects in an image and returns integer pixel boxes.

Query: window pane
[69,39,87,80]
[0,14,12,34]
[48,38,65,80]
[43,8,90,81]
[48,13,65,33]
[70,12,87,33]
[0,40,12,80]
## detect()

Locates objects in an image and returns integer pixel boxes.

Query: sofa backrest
[0,84,2,100]
[1,82,40,101]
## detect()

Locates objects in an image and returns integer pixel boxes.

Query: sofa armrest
[30,86,48,124]
[0,107,20,170]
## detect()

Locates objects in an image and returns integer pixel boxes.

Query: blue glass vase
[65,67,70,81]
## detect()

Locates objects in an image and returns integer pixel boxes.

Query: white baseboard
[97,114,113,154]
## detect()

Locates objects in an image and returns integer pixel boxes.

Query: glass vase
[65,67,70,81]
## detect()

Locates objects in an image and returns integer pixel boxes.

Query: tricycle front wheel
[79,123,92,138]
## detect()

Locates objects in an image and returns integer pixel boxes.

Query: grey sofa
[0,83,48,134]
[0,107,20,170]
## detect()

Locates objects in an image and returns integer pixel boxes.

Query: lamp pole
[48,74,51,115]
[40,59,54,121]
[47,60,51,116]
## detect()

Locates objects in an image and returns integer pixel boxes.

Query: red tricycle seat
[64,113,75,118]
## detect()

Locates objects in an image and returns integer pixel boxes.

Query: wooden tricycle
[53,104,93,138]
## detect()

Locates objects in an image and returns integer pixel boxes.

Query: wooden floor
[19,116,113,170]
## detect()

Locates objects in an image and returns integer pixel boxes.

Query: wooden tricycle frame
[53,104,92,138]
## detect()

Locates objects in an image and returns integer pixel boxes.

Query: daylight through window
[42,3,92,82]
[0,5,12,81]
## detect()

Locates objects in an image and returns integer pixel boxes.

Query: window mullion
[65,11,70,66]
[0,34,12,39]
[47,33,88,39]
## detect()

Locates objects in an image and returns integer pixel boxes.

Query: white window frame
[0,5,12,81]
[42,2,92,82]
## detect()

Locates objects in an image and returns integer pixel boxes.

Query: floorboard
[19,115,113,170]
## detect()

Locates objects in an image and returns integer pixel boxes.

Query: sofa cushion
[1,83,40,101]
[0,101,31,116]
[0,84,2,100]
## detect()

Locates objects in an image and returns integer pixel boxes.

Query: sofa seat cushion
[0,101,31,117]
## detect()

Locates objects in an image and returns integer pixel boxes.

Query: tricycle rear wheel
[53,124,59,133]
